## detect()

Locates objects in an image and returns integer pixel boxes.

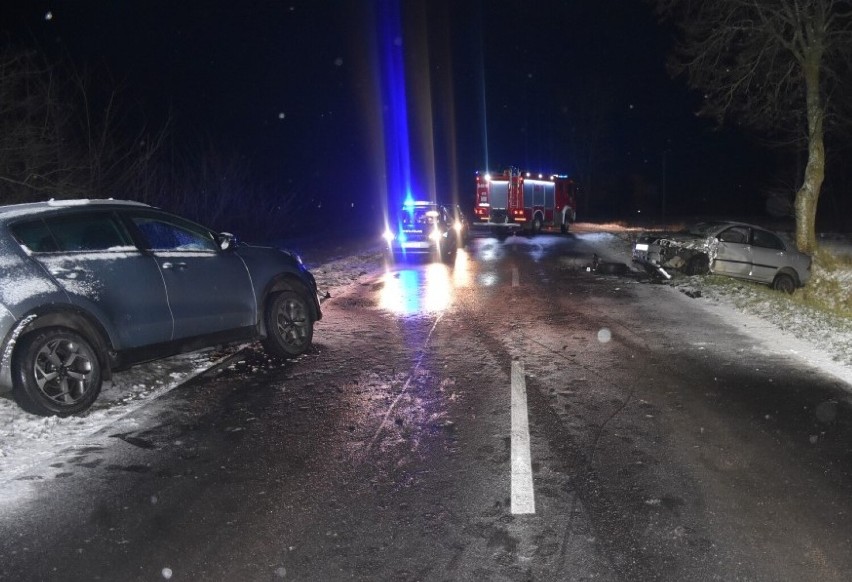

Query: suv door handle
[50,268,87,278]
[161,262,188,270]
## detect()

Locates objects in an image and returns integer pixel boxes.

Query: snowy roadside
[1,226,851,497]
[0,242,387,489]
[580,223,852,389]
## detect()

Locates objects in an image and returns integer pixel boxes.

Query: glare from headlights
[453,221,463,233]
[429,228,442,242]
[635,243,649,251]
[383,228,395,243]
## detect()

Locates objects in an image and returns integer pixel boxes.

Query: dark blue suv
[0,199,322,416]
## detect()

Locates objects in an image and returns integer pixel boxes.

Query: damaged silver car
[632,221,812,293]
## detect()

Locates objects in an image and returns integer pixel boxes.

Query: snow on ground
[0,350,229,482]
[0,242,385,495]
[577,222,852,388]
[1,226,851,499]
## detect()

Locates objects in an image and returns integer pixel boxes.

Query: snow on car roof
[0,199,151,221]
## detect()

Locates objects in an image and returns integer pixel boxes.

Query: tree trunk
[794,59,824,254]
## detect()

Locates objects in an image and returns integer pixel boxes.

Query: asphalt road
[2,232,852,581]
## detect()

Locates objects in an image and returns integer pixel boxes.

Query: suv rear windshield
[399,207,443,228]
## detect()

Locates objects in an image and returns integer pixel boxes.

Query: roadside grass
[603,221,851,367]
[704,273,849,322]
[665,246,852,369]
[696,250,852,321]
[614,224,849,318]
[673,271,852,366]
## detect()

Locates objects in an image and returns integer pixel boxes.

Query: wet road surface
[3,232,852,581]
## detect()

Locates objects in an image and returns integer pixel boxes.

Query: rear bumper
[390,241,437,254]
[471,222,522,234]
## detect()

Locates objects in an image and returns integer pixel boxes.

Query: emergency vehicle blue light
[377,1,414,215]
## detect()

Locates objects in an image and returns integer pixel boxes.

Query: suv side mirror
[219,232,237,251]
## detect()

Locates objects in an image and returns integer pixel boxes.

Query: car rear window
[752,229,785,250]
[11,214,132,253]
[10,220,58,253]
[400,207,443,228]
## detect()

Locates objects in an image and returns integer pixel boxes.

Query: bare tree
[0,49,83,201]
[133,136,306,241]
[0,46,169,205]
[0,46,301,240]
[653,0,852,253]
[67,64,169,201]
[561,77,617,219]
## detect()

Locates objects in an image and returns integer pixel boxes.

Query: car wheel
[440,243,455,263]
[12,328,102,416]
[772,273,796,294]
[532,216,543,235]
[561,221,568,234]
[262,290,315,358]
[685,254,710,275]
[458,231,467,248]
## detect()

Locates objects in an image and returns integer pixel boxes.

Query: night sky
[1,1,779,232]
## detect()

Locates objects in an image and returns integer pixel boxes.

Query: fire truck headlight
[383,228,395,243]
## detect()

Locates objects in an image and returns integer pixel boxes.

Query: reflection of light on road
[452,249,472,288]
[478,272,498,287]
[480,243,498,262]
[379,269,418,314]
[424,263,452,312]
[379,264,455,315]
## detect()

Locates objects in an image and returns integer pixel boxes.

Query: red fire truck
[473,168,578,235]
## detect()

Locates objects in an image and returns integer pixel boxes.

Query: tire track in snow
[354,313,444,464]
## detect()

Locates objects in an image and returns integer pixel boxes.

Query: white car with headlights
[383,201,464,262]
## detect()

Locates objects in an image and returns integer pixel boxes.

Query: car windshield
[399,206,440,228]
[682,222,729,237]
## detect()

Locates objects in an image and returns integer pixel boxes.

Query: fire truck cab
[473,168,578,235]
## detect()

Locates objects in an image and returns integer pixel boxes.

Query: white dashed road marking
[511,360,536,514]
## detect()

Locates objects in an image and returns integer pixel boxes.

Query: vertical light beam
[377,0,414,211]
